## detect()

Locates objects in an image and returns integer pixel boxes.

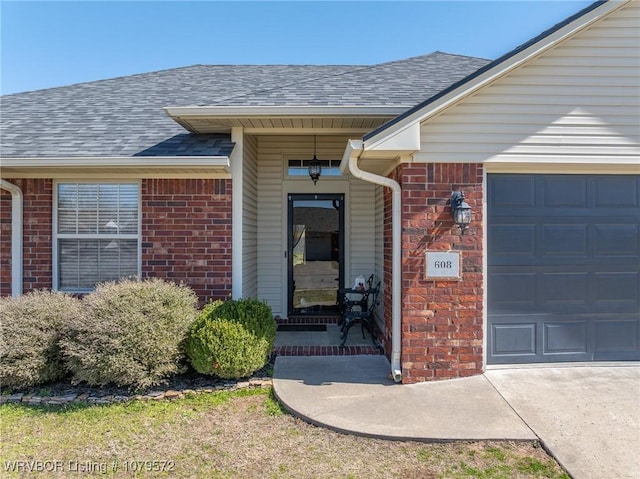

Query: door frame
[287,193,345,316]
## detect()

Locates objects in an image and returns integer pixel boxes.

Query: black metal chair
[338,274,374,319]
[340,280,381,347]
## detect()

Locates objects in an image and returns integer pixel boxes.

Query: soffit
[174,115,397,133]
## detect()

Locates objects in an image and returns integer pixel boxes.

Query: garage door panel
[488,174,640,364]
[594,318,639,354]
[491,315,593,364]
[542,224,588,256]
[543,176,587,207]
[544,321,588,354]
[491,269,637,313]
[594,224,639,256]
[491,322,537,357]
[594,272,639,308]
[594,176,638,207]
[489,224,536,257]
[491,175,536,207]
[489,273,536,312]
[541,273,588,307]
[490,224,637,266]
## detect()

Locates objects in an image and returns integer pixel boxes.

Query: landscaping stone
[1,362,275,407]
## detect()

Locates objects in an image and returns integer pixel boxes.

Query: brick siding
[1,178,232,303]
[379,170,397,358]
[394,163,484,383]
[0,179,53,294]
[141,179,232,304]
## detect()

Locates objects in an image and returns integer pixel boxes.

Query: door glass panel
[290,197,342,314]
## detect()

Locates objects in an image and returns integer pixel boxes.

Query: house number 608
[434,261,452,268]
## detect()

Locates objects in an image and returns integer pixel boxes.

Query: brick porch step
[273,315,384,356]
[273,345,384,356]
[276,315,341,325]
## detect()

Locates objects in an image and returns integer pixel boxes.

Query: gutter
[342,140,402,383]
[0,179,23,296]
[1,156,231,171]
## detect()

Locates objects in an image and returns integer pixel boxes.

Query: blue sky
[1,1,594,95]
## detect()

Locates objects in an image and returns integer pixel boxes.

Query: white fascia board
[1,156,231,172]
[364,0,628,152]
[164,105,408,119]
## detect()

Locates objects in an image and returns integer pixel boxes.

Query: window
[55,183,139,292]
[287,159,342,177]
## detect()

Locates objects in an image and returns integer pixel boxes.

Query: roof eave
[164,105,409,133]
[0,155,231,177]
[164,105,409,119]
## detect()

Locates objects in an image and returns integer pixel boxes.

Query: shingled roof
[0,52,489,159]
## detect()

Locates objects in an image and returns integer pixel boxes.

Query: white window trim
[52,179,142,292]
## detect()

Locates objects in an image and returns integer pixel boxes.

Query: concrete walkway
[273,356,640,479]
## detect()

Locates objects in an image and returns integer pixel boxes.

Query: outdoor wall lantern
[451,191,472,235]
[308,135,322,185]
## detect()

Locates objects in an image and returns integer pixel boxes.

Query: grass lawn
[0,388,569,479]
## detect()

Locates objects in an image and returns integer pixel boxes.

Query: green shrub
[0,290,83,390]
[61,278,197,390]
[187,298,275,379]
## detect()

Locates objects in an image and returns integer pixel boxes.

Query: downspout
[344,141,402,382]
[0,179,23,296]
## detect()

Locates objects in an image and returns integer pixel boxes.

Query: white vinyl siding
[256,136,286,314]
[349,179,376,282]
[255,135,377,317]
[415,2,640,165]
[243,134,258,298]
[55,182,140,292]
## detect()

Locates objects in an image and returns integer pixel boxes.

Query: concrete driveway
[485,365,640,479]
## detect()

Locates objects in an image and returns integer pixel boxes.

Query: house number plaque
[425,251,462,280]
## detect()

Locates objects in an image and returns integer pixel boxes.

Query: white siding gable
[416,2,640,167]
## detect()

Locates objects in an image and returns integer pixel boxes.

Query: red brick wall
[397,163,484,383]
[141,179,232,304]
[379,170,397,357]
[0,179,53,295]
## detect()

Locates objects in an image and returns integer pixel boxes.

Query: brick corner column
[398,163,484,383]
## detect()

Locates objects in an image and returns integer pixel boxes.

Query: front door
[288,194,344,315]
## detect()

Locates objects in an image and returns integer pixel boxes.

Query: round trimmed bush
[61,278,197,390]
[0,290,83,390]
[187,298,275,379]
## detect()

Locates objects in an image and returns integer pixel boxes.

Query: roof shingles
[0,53,489,158]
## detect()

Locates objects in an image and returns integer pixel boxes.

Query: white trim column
[231,127,244,299]
[0,179,23,296]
